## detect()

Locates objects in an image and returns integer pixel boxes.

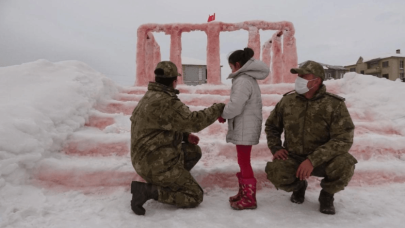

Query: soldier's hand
[273,149,288,160]
[296,159,314,180]
[188,134,200,145]
[218,116,226,123]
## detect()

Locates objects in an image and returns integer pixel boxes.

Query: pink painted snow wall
[168,28,183,84]
[282,23,298,83]
[271,31,284,84]
[135,20,297,86]
[259,37,272,84]
[247,27,261,60]
[206,23,221,84]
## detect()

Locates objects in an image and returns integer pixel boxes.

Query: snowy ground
[1,60,405,228]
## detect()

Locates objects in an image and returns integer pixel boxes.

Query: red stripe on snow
[85,116,115,129]
[64,141,129,156]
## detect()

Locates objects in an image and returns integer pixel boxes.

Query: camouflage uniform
[264,61,357,194]
[130,75,225,207]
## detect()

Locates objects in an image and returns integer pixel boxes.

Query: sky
[1,0,404,85]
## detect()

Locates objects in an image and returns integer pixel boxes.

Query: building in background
[345,49,405,82]
[299,61,348,80]
[181,57,222,86]
[181,57,207,86]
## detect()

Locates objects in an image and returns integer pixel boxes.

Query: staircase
[33,83,405,193]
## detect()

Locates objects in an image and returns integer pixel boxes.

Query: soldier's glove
[218,116,226,123]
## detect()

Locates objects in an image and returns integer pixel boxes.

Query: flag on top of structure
[207,13,215,22]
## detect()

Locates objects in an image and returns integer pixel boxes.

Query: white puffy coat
[221,58,270,145]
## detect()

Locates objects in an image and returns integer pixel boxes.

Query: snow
[1,61,405,227]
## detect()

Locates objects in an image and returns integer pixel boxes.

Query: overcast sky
[1,0,404,85]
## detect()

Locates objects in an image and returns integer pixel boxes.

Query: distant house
[344,49,405,82]
[299,61,348,80]
[181,57,208,86]
[181,57,222,86]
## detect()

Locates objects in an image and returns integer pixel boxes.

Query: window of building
[382,74,389,79]
[360,70,364,74]
[350,68,355,72]
[400,73,404,80]
[400,60,404,69]
[382,61,389,68]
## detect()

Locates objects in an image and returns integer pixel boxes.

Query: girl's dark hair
[228,47,254,67]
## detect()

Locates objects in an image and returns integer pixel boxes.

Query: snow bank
[0,60,119,187]
[325,72,405,135]
[1,62,405,227]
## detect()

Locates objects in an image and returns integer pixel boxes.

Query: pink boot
[230,178,257,210]
[229,172,242,202]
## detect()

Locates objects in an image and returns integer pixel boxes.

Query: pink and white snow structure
[1,24,405,227]
[136,20,298,86]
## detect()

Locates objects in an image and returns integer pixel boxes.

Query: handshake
[187,116,225,146]
[217,116,226,124]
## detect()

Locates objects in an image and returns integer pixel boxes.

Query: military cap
[155,61,182,78]
[290,60,325,81]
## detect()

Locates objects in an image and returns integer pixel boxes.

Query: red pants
[236,145,254,179]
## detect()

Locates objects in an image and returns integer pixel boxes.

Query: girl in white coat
[218,47,269,210]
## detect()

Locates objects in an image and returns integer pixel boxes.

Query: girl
[218,47,269,210]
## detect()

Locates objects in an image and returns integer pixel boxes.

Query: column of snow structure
[135,26,148,86]
[153,36,161,75]
[145,32,156,83]
[259,38,272,84]
[282,22,298,83]
[169,29,183,84]
[247,26,261,60]
[271,31,284,84]
[206,23,221,85]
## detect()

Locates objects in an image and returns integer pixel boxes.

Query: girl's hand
[188,134,200,145]
[218,116,226,123]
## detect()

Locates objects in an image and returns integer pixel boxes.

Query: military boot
[131,181,158,215]
[229,172,242,202]
[290,180,308,204]
[319,189,335,215]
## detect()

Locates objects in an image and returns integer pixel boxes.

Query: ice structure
[135,20,298,86]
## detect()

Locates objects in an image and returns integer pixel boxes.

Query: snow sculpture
[135,21,298,86]
[260,37,272,84]
[271,31,284,84]
[247,27,261,60]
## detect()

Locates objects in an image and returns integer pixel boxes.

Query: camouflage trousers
[265,153,357,194]
[156,143,204,208]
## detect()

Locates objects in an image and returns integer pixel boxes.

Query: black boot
[319,189,335,215]
[131,181,158,215]
[290,180,308,204]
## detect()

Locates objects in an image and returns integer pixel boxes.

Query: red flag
[207,13,215,22]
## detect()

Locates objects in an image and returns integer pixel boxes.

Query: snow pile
[1,61,405,227]
[0,60,119,188]
[337,73,405,126]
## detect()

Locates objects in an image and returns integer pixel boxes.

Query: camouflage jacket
[265,85,356,167]
[130,82,225,183]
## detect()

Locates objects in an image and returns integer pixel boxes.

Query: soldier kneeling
[264,61,357,215]
[130,61,225,215]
